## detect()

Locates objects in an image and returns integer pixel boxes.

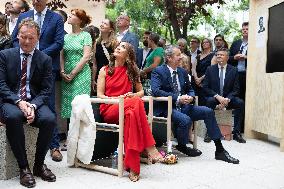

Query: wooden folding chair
[192,96,199,149]
[152,96,173,153]
[74,96,153,177]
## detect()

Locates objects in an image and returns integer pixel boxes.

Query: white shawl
[67,94,96,166]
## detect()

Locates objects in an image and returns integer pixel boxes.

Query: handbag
[142,79,152,96]
[0,36,11,50]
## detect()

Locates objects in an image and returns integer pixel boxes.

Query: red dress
[100,66,155,174]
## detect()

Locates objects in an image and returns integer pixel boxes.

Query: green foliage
[106,0,165,39]
[107,0,247,43]
[232,0,250,11]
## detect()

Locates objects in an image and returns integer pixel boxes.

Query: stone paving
[1,137,284,189]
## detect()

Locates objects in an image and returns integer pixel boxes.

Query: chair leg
[193,122,197,149]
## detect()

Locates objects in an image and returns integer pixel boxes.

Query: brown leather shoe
[33,164,56,182]
[50,148,63,162]
[20,167,36,188]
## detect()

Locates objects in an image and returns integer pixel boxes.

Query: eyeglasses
[215,39,223,41]
[117,17,129,22]
[190,40,198,43]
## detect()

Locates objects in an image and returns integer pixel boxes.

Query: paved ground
[1,137,284,189]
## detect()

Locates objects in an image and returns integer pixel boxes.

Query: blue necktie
[220,67,224,96]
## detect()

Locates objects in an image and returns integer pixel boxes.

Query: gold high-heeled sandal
[129,170,140,182]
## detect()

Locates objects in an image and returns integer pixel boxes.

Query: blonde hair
[18,18,40,36]
[179,54,191,74]
[97,19,117,49]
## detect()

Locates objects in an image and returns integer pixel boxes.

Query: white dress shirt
[117,29,129,42]
[8,17,18,34]
[33,7,47,29]
[237,41,248,72]
[34,7,47,49]
[167,65,181,93]
[190,48,199,64]
[142,47,150,67]
[218,63,227,88]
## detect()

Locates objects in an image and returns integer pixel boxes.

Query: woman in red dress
[97,42,165,182]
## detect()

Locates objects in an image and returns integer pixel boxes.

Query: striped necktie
[20,53,30,100]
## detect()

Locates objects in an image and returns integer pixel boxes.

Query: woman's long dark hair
[107,43,140,84]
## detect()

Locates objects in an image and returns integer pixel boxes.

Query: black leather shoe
[176,145,202,157]
[33,164,56,182]
[204,133,212,143]
[233,132,246,143]
[215,150,240,164]
[20,167,36,188]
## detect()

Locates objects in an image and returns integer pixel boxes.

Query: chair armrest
[90,97,121,105]
[141,96,153,129]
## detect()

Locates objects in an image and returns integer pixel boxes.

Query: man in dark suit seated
[151,45,239,164]
[12,0,64,162]
[203,48,246,143]
[0,18,56,188]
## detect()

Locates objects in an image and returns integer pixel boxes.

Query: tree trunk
[165,0,182,40]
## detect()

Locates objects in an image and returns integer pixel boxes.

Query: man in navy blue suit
[151,45,239,164]
[116,14,139,54]
[12,0,64,162]
[203,48,246,143]
[0,18,56,188]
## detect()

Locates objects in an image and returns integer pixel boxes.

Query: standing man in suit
[151,45,239,164]
[6,0,30,35]
[229,22,248,100]
[137,31,152,69]
[229,22,249,133]
[12,0,64,162]
[116,14,139,54]
[203,48,246,143]
[0,18,56,188]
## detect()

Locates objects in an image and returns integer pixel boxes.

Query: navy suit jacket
[137,47,152,69]
[229,39,247,68]
[202,64,239,100]
[12,9,64,71]
[151,64,195,116]
[0,48,53,108]
[121,30,139,54]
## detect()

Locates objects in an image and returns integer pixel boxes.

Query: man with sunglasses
[116,14,139,54]
[189,36,201,65]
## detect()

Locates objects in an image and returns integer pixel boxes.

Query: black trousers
[206,97,244,133]
[238,72,246,132]
[0,103,55,169]
[238,72,246,101]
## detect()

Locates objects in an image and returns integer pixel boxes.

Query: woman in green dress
[140,32,164,95]
[60,9,92,119]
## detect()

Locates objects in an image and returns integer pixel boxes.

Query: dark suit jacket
[121,30,139,54]
[151,64,195,116]
[11,9,64,71]
[203,64,239,100]
[0,48,53,108]
[229,39,247,68]
[137,47,152,69]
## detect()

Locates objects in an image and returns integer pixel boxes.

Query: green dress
[61,31,92,118]
[144,47,164,68]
